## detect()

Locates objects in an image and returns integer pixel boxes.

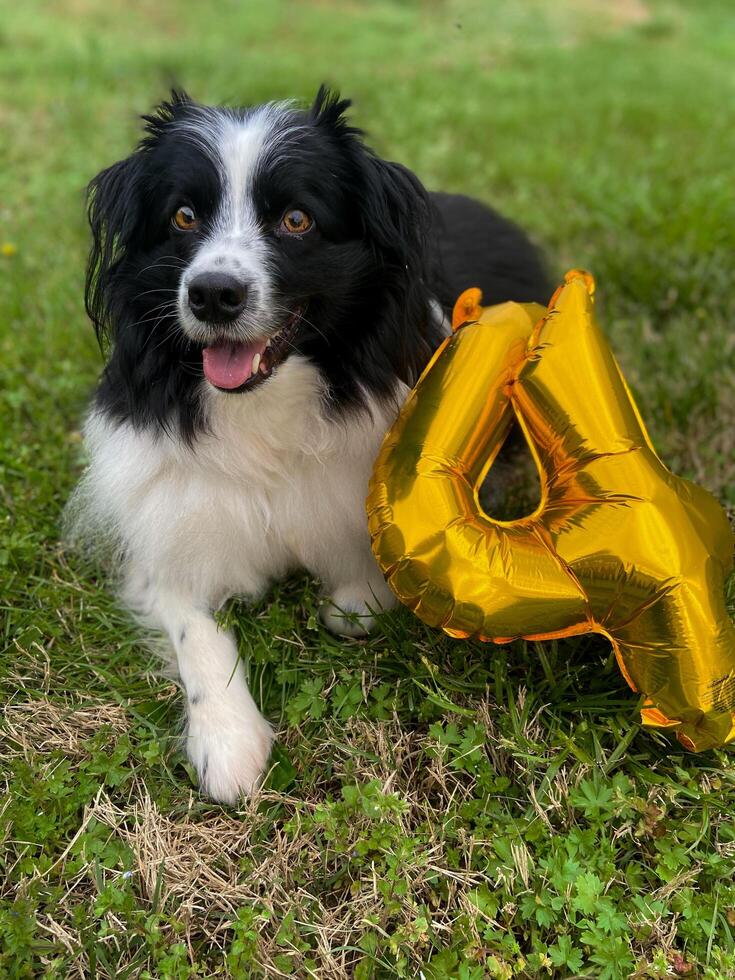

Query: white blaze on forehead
[175,102,299,342]
[212,107,283,237]
[176,102,295,240]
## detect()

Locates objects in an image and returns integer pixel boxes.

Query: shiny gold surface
[367,271,735,751]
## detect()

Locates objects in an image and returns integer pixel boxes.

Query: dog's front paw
[185,704,274,804]
[319,583,395,638]
[320,599,374,637]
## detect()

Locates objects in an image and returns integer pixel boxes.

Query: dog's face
[86,88,435,435]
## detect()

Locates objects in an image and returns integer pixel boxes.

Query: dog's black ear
[85,152,144,346]
[309,86,430,269]
[359,154,435,386]
[85,91,196,345]
[310,85,436,385]
[359,154,431,279]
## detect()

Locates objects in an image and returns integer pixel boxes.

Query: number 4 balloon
[367,270,735,751]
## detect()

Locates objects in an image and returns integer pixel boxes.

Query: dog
[71,86,550,802]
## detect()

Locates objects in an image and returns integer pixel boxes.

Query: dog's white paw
[319,584,393,638]
[320,600,373,637]
[185,704,274,804]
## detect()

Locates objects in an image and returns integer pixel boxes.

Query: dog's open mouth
[201,307,303,393]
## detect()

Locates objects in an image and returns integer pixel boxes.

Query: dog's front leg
[153,592,274,804]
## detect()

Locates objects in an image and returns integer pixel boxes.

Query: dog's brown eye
[172,205,199,231]
[280,208,313,235]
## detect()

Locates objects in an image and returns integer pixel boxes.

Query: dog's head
[86,87,435,436]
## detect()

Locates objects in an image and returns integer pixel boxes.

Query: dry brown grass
[1,690,565,977]
[85,715,500,977]
[2,698,129,761]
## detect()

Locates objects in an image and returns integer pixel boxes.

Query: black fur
[85,87,551,440]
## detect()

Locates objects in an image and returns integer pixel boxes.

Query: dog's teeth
[251,352,261,376]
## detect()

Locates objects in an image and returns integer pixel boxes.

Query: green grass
[2,0,735,976]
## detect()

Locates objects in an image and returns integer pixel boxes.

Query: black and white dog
[73,87,549,802]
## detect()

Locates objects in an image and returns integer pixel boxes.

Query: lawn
[2,0,735,977]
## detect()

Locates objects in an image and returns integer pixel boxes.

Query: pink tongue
[202,339,266,389]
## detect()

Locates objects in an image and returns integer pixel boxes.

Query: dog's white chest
[79,358,399,604]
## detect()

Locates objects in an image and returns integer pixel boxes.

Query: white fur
[72,358,401,803]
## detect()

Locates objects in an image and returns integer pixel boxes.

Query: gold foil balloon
[367,270,735,751]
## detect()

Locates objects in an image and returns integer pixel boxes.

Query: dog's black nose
[187,273,248,322]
